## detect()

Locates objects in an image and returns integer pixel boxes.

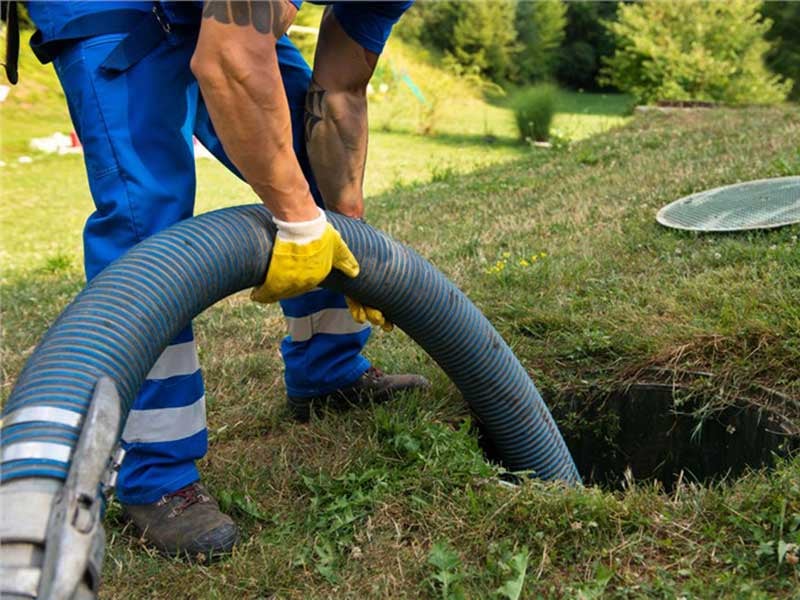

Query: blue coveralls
[26,0,411,505]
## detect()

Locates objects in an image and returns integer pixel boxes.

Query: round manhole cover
[657,176,800,232]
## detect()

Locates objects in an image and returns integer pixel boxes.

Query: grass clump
[511,83,558,142]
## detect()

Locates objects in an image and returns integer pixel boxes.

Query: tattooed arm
[191,0,318,222]
[305,7,379,219]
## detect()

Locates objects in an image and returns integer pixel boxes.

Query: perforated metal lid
[656,177,800,232]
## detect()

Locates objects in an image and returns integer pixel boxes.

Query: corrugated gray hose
[0,205,580,599]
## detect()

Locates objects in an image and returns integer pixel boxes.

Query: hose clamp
[101,445,126,498]
[37,376,122,600]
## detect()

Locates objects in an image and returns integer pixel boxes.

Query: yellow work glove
[252,207,359,304]
[346,297,393,332]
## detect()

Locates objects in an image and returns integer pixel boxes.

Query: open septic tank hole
[479,384,798,491]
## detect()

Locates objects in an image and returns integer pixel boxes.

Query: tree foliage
[556,2,619,90]
[761,1,800,100]
[601,0,792,105]
[396,0,567,85]
[448,0,518,83]
[515,0,567,83]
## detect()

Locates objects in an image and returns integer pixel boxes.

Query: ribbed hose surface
[1,205,580,484]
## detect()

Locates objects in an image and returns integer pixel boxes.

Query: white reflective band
[0,491,58,542]
[2,406,82,429]
[0,567,41,598]
[285,308,370,342]
[121,396,206,444]
[146,341,200,380]
[1,442,72,463]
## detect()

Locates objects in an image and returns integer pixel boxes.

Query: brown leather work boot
[122,482,239,560]
[288,366,431,422]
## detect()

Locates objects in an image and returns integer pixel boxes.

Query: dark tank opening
[478,383,798,490]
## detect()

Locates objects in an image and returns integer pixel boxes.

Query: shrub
[511,84,557,142]
[601,0,792,105]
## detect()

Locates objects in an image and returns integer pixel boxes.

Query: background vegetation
[396,0,797,106]
[601,0,792,105]
[761,0,800,100]
[555,1,619,92]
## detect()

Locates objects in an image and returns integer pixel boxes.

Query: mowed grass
[2,32,800,600]
[2,105,799,597]
[0,32,629,274]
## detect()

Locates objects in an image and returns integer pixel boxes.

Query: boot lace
[162,483,208,516]
[365,366,385,379]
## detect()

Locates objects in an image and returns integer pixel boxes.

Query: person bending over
[24,0,424,558]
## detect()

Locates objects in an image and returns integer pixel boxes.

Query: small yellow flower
[519,259,530,267]
[502,252,511,258]
[530,255,538,262]
[540,252,548,258]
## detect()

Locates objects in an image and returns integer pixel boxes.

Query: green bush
[761,1,800,100]
[511,84,557,142]
[601,0,792,105]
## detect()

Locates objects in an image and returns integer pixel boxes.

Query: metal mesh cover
[656,177,800,232]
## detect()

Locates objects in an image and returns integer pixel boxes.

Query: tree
[515,0,567,83]
[556,2,619,90]
[396,1,463,52]
[761,1,800,100]
[448,0,518,83]
[397,0,568,85]
[602,0,792,105]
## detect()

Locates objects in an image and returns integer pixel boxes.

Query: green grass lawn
[2,31,800,600]
[0,31,631,272]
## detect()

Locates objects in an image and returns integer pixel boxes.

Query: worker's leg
[52,33,207,505]
[194,35,372,399]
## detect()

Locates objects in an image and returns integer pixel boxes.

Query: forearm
[305,81,368,218]
[192,0,318,222]
[306,8,378,218]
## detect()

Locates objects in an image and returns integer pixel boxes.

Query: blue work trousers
[51,30,370,504]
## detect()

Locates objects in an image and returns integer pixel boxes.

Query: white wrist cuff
[273,207,327,244]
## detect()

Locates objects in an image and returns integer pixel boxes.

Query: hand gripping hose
[1,205,580,598]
